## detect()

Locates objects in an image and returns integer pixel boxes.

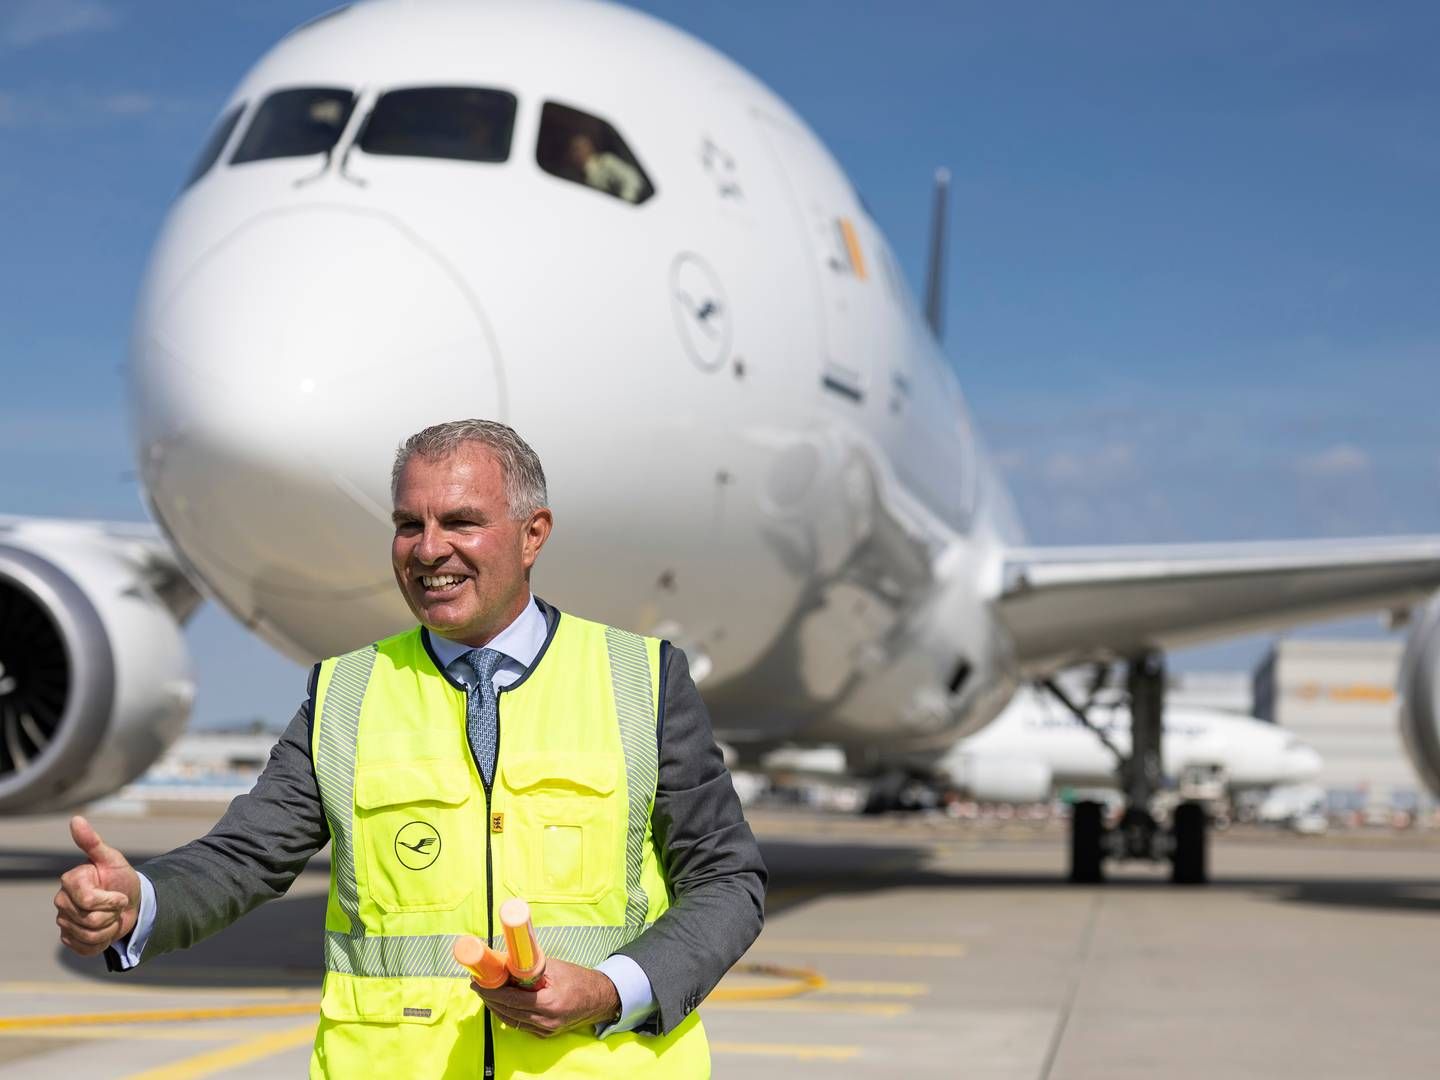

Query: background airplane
[935,688,1323,804]
[2,0,1439,887]
[760,687,1323,809]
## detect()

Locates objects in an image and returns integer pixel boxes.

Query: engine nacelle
[1399,591,1440,799]
[942,754,1052,804]
[0,519,197,813]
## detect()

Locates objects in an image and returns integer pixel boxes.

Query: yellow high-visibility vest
[308,610,709,1078]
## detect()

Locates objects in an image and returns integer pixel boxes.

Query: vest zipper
[481,695,501,1080]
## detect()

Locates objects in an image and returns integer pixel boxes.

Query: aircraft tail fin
[923,167,950,339]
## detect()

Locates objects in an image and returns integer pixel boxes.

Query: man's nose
[414,529,454,566]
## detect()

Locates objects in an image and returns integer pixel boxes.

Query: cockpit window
[536,102,654,205]
[231,87,355,165]
[358,87,517,163]
[184,103,245,189]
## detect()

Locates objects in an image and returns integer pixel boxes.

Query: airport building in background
[1252,639,1426,811]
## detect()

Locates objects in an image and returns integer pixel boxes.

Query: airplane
[2,0,1440,886]
[760,687,1323,811]
[935,687,1323,806]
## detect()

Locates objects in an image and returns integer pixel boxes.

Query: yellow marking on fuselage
[840,217,867,279]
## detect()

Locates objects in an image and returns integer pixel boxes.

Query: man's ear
[521,508,553,570]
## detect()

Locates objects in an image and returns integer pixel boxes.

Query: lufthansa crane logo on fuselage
[395,821,442,870]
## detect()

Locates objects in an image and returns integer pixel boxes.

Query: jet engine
[943,754,1052,804]
[0,519,199,813]
[1399,591,1440,799]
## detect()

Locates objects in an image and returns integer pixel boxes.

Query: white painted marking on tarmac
[818,980,930,997]
[711,1041,861,1062]
[707,999,911,1018]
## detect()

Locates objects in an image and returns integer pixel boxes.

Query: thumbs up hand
[54,815,141,957]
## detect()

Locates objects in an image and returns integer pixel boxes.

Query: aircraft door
[753,111,884,411]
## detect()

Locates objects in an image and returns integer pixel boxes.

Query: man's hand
[54,815,141,957]
[471,958,621,1038]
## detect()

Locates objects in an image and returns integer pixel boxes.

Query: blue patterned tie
[459,648,505,788]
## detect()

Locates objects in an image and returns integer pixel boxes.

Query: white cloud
[2,0,119,48]
[1296,443,1371,478]
[0,88,187,127]
[992,449,1026,472]
[1041,442,1135,486]
[101,92,155,116]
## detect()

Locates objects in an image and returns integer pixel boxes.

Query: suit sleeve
[614,645,767,1033]
[115,696,330,966]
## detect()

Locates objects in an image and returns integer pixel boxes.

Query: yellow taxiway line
[0,1001,317,1031]
[0,962,825,1032]
[123,1023,317,1080]
[0,980,315,1000]
[0,1024,244,1042]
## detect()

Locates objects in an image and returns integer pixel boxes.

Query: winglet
[923,167,950,339]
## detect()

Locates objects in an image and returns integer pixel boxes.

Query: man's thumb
[70,815,127,869]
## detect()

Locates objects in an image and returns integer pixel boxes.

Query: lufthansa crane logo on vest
[394,821,442,870]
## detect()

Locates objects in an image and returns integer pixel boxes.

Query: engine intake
[1399,591,1440,799]
[0,580,70,774]
[0,522,194,813]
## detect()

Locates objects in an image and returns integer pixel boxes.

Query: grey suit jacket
[116,605,766,1035]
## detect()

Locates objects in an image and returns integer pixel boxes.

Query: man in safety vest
[54,419,767,1077]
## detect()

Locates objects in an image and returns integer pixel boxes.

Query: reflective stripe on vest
[323,923,655,977]
[605,625,656,937]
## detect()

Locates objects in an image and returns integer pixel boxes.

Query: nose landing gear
[1047,651,1211,885]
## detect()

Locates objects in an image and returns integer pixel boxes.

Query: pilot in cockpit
[567,132,645,204]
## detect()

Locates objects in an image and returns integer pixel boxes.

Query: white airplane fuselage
[130,0,1021,755]
[948,690,1325,795]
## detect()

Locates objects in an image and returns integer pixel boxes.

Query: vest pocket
[355,759,476,913]
[500,752,621,905]
[320,973,452,1025]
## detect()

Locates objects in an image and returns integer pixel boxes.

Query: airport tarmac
[2,807,1438,1078]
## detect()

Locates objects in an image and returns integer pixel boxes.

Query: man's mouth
[419,573,467,594]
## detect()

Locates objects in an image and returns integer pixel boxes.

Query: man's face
[568,134,595,167]
[390,445,551,646]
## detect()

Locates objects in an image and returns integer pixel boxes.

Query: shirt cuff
[593,954,656,1037]
[108,872,156,971]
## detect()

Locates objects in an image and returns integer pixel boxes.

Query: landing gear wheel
[1170,801,1208,885]
[862,769,909,815]
[1069,800,1105,883]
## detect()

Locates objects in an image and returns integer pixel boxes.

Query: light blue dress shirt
[119,594,657,1037]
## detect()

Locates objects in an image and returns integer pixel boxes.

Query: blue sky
[2,0,1439,727]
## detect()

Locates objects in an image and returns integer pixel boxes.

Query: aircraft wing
[994,536,1440,671]
[0,515,203,624]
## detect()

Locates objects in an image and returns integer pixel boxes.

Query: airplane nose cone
[131,207,504,657]
[1287,745,1324,783]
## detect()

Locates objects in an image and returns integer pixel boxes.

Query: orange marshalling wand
[500,898,547,988]
[452,934,509,989]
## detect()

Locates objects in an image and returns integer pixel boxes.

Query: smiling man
[54,419,766,1078]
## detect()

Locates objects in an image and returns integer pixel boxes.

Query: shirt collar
[427,593,546,672]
